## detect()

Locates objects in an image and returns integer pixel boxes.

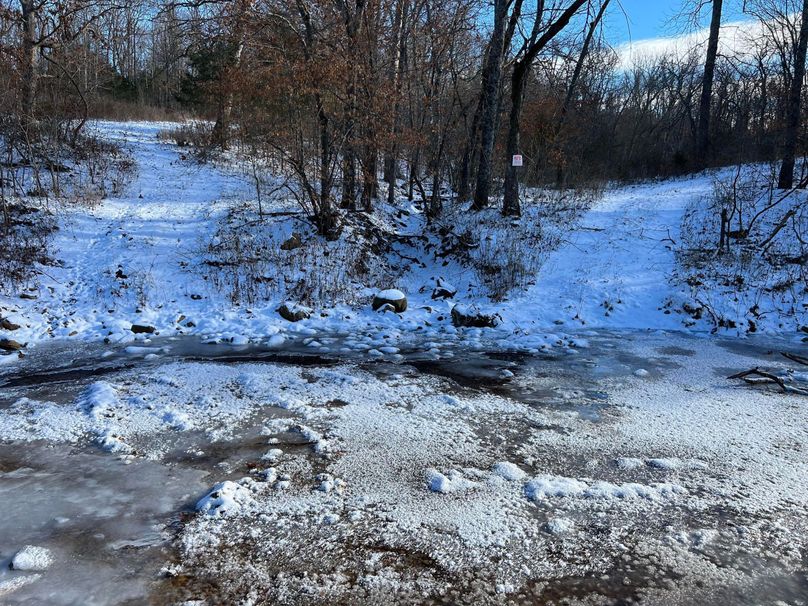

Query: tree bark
[20,0,38,133]
[384,0,406,204]
[778,0,808,189]
[502,61,528,216]
[501,0,590,216]
[318,96,337,238]
[471,0,508,210]
[457,91,483,203]
[341,82,357,210]
[695,0,723,170]
[212,0,251,150]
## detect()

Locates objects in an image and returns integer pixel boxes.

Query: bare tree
[471,0,510,210]
[502,0,591,217]
[778,0,808,188]
[695,0,724,169]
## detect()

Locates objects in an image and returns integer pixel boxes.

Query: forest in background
[0,0,806,314]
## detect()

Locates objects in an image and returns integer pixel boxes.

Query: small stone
[0,338,24,351]
[19,293,37,300]
[0,318,20,331]
[11,546,53,571]
[280,233,303,251]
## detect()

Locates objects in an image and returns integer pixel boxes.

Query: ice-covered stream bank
[0,331,806,605]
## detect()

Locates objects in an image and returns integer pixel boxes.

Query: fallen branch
[728,368,787,391]
[782,352,808,367]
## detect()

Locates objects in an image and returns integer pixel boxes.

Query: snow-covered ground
[1,121,807,604]
[1,121,804,362]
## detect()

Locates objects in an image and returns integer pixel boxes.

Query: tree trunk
[778,0,808,189]
[501,0,589,214]
[384,0,406,204]
[318,96,337,238]
[212,0,251,150]
[341,82,357,210]
[458,93,483,202]
[695,0,723,170]
[555,0,611,187]
[471,0,508,210]
[20,0,38,133]
[502,61,528,216]
[361,146,377,212]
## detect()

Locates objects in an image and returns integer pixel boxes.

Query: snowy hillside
[1,121,804,360]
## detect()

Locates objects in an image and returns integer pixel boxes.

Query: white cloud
[615,18,776,70]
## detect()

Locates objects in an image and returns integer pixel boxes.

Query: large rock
[0,338,24,351]
[431,278,457,300]
[131,324,156,334]
[372,289,407,313]
[280,233,303,251]
[451,304,501,328]
[278,302,312,322]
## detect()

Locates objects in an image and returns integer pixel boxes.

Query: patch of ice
[96,428,132,454]
[426,469,479,494]
[545,518,574,535]
[267,334,286,347]
[647,458,681,470]
[615,457,644,470]
[525,474,686,502]
[322,512,340,525]
[524,475,589,499]
[492,462,527,482]
[262,448,283,462]
[293,425,330,454]
[196,480,257,516]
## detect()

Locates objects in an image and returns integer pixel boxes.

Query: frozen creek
[0,331,806,605]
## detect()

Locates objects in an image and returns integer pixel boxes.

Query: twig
[782,352,808,367]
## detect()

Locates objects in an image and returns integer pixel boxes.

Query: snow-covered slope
[509,177,710,331]
[0,122,803,357]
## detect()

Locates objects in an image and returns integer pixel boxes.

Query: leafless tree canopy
[2,0,808,233]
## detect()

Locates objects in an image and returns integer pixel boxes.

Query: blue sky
[605,0,748,44]
[606,0,683,43]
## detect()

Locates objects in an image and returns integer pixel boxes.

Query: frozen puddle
[0,331,806,604]
[0,442,208,604]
